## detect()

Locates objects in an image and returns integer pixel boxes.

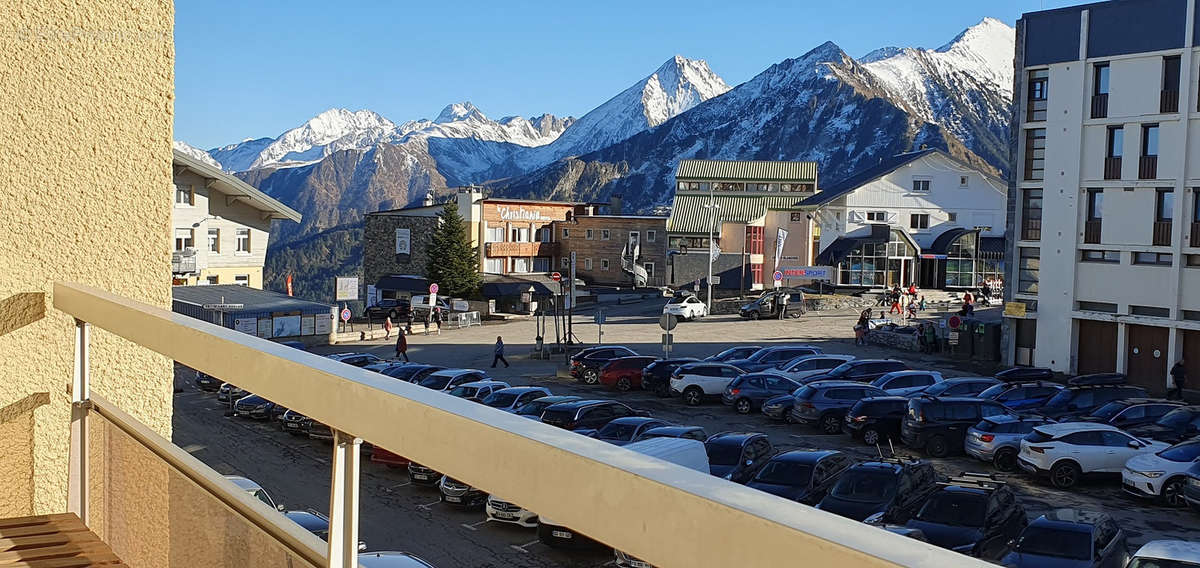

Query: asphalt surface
[172,297,1200,566]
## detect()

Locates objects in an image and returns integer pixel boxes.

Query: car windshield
[1158,409,1196,429]
[914,492,987,527]
[483,392,519,407]
[978,384,1009,399]
[753,461,814,486]
[449,386,477,397]
[1089,401,1127,420]
[824,363,854,377]
[1127,558,1200,568]
[418,375,450,389]
[706,443,743,466]
[1013,527,1092,560]
[516,400,552,416]
[829,469,898,502]
[711,348,744,360]
[793,386,817,400]
[1042,389,1074,409]
[597,422,638,440]
[921,382,954,396]
[746,350,771,362]
[1158,442,1200,462]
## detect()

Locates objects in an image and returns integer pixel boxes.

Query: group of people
[383,306,444,339]
[881,284,924,320]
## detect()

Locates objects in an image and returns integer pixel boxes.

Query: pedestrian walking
[778,291,790,320]
[423,311,431,335]
[854,309,870,346]
[406,309,415,336]
[383,315,393,339]
[916,323,928,353]
[906,299,917,320]
[919,295,927,311]
[395,331,409,362]
[1170,359,1188,401]
[924,321,938,353]
[889,290,902,315]
[433,307,443,335]
[492,336,509,368]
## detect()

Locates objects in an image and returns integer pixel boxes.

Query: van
[536,438,710,551]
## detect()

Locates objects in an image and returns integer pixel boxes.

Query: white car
[1122,440,1200,506]
[775,354,855,382]
[869,371,944,397]
[1127,540,1200,568]
[485,495,539,528]
[663,295,708,320]
[1017,422,1168,489]
[447,380,511,402]
[669,362,745,406]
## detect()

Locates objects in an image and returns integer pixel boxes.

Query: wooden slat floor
[0,514,125,567]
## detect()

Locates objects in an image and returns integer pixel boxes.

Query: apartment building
[171,150,301,288]
[1007,0,1200,392]
[555,214,668,286]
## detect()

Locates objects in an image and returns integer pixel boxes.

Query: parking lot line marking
[416,500,441,510]
[389,481,411,489]
[509,539,541,553]
[460,519,488,531]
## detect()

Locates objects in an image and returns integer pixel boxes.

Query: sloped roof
[172,150,302,222]
[666,194,803,234]
[798,149,939,208]
[676,159,818,182]
[172,284,331,312]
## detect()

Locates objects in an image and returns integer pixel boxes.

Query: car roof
[999,380,1061,388]
[1033,508,1108,529]
[607,416,662,425]
[810,381,872,389]
[283,510,328,531]
[943,376,997,383]
[643,425,702,434]
[533,395,580,403]
[224,475,261,492]
[849,461,904,473]
[880,370,938,377]
[429,368,476,376]
[858,396,910,403]
[1132,540,1200,563]
[494,386,549,394]
[913,396,995,404]
[681,362,740,369]
[357,552,437,568]
[983,414,1044,425]
[706,432,764,444]
[1035,422,1125,435]
[770,449,841,463]
[847,358,904,365]
[457,380,507,388]
[1112,398,1179,405]
[1062,383,1139,391]
[545,399,614,410]
[760,344,821,351]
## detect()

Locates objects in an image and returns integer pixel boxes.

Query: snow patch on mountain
[173,140,222,169]
[249,108,397,170]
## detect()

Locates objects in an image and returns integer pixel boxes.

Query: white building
[1007,0,1200,393]
[801,149,1007,290]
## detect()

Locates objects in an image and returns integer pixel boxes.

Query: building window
[561,227,570,239]
[1187,254,1200,267]
[584,258,593,270]
[1017,247,1039,293]
[1133,252,1172,266]
[1094,63,1110,95]
[532,257,550,272]
[1027,69,1048,122]
[746,226,764,255]
[600,258,610,271]
[1154,188,1174,222]
[1184,310,1200,321]
[865,211,888,222]
[713,182,744,191]
[235,228,251,253]
[174,184,194,206]
[511,257,531,273]
[207,228,220,253]
[174,228,194,251]
[1024,128,1045,180]
[511,227,530,242]
[959,176,968,188]
[947,212,957,223]
[780,183,814,192]
[485,258,504,273]
[205,276,219,285]
[536,227,553,242]
[909,214,929,230]
[485,225,504,242]
[1080,250,1120,263]
[1078,301,1118,313]
[1130,305,1171,318]
[1086,189,1103,221]
[601,229,610,241]
[1021,189,1042,241]
[561,257,569,269]
[677,181,708,191]
[1105,126,1123,158]
[945,233,978,288]
[1162,55,1181,113]
[837,232,915,287]
[750,263,762,284]
[585,229,594,240]
[644,262,655,278]
[911,179,931,193]
[647,230,656,242]
[1142,124,1159,158]
[234,274,249,286]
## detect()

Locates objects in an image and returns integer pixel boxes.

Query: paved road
[172,297,1199,566]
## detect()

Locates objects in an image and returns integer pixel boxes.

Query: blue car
[723,345,823,373]
[977,381,1063,411]
[721,373,800,414]
[1000,510,1129,568]
[580,417,672,446]
[907,377,1000,398]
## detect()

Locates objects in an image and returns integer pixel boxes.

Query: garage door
[1127,324,1169,394]
[1076,319,1117,375]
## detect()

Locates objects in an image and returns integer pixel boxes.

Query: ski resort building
[555,211,668,287]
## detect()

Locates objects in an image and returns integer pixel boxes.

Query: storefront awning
[814,224,891,265]
[924,227,977,258]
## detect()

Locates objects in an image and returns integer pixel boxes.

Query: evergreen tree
[426,203,481,298]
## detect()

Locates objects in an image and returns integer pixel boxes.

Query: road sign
[947,315,962,330]
[773,270,783,282]
[429,283,439,295]
[340,308,352,322]
[428,292,437,306]
[551,272,562,282]
[711,275,720,285]
[659,313,678,331]
[948,331,960,345]
[202,303,244,311]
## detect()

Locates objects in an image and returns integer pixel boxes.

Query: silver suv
[964,414,1051,471]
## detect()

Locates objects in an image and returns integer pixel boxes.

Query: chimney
[610,194,623,215]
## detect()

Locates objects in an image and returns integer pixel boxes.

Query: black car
[642,357,700,397]
[407,462,441,486]
[539,400,647,430]
[704,432,774,483]
[1000,510,1130,568]
[569,346,637,384]
[280,410,311,436]
[994,367,1054,382]
[977,381,1064,412]
[721,373,801,414]
[439,476,487,509]
[723,345,823,373]
[381,364,444,383]
[232,394,281,420]
[324,353,385,368]
[903,474,1027,559]
[1075,398,1183,429]
[746,450,855,505]
[633,425,708,442]
[366,298,410,320]
[844,396,909,446]
[1128,406,1200,444]
[1036,384,1149,420]
[801,359,908,384]
[901,396,1014,457]
[513,395,581,420]
[194,370,221,391]
[704,346,762,363]
[816,457,940,523]
[909,377,1002,398]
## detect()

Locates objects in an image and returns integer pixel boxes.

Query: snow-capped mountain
[173,140,222,169]
[208,137,272,173]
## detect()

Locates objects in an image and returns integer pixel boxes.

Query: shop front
[917,229,1005,290]
[818,225,920,288]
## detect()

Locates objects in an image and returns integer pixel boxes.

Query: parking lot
[172,298,1200,567]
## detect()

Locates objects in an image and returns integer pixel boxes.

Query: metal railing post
[68,319,90,524]
[326,429,361,568]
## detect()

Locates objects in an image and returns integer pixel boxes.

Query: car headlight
[1135,470,1165,479]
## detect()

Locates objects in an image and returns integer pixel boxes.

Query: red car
[370,447,410,468]
[598,356,657,391]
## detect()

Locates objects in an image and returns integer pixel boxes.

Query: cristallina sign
[496,205,551,222]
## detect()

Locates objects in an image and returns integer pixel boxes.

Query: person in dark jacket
[492,336,509,368]
[1170,359,1188,401]
[433,307,443,335]
[395,331,409,362]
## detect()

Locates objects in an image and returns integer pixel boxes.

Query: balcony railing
[1192,222,1200,247]
[1091,93,1108,118]
[1139,155,1158,179]
[52,281,984,568]
[1161,89,1180,113]
[1103,156,1122,180]
[483,241,559,258]
[1021,218,1042,241]
[1084,220,1102,244]
[1026,99,1047,122]
[1153,221,1173,246]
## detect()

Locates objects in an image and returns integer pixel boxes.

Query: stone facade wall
[363,214,440,288]
[556,216,667,285]
[670,252,750,289]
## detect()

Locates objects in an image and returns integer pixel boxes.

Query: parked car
[816,457,939,523]
[870,371,945,397]
[704,346,762,363]
[1128,406,1200,444]
[724,345,823,373]
[366,298,410,320]
[901,396,1015,457]
[232,394,282,420]
[633,425,708,442]
[513,395,581,420]
[669,362,746,406]
[324,352,384,368]
[569,346,638,384]
[721,373,800,414]
[417,368,489,391]
[584,416,672,446]
[364,361,407,374]
[447,380,510,402]
[1184,462,1200,513]
[598,355,658,391]
[977,381,1064,412]
[843,396,908,446]
[1017,422,1168,488]
[704,432,773,483]
[642,357,701,397]
[903,474,1026,558]
[1127,540,1200,568]
[964,415,1053,472]
[224,475,283,510]
[788,381,889,434]
[439,476,487,509]
[357,552,436,568]
[1036,384,1150,421]
[284,510,365,551]
[908,377,1000,398]
[280,410,311,437]
[994,367,1055,382]
[745,450,855,505]
[539,400,647,430]
[481,386,552,412]
[409,295,452,316]
[406,462,441,486]
[761,388,806,424]
[485,495,539,528]
[775,354,856,382]
[1066,372,1129,386]
[662,294,708,320]
[194,370,221,391]
[380,363,444,382]
[369,447,410,468]
[1122,439,1200,506]
[737,291,796,319]
[217,382,248,403]
[1075,398,1183,429]
[999,509,1129,568]
[800,359,908,384]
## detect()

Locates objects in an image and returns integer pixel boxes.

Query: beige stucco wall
[0,0,175,518]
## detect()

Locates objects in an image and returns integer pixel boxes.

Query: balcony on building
[1153,221,1173,246]
[171,247,198,274]
[1103,156,1122,180]
[1160,89,1180,113]
[1191,222,1200,247]
[1091,93,1108,118]
[1139,155,1158,179]
[1022,218,1042,241]
[483,241,559,257]
[1084,220,1102,244]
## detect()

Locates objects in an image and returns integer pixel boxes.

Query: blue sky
[175,0,1078,149]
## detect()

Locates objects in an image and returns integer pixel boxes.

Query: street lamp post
[703,198,720,312]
